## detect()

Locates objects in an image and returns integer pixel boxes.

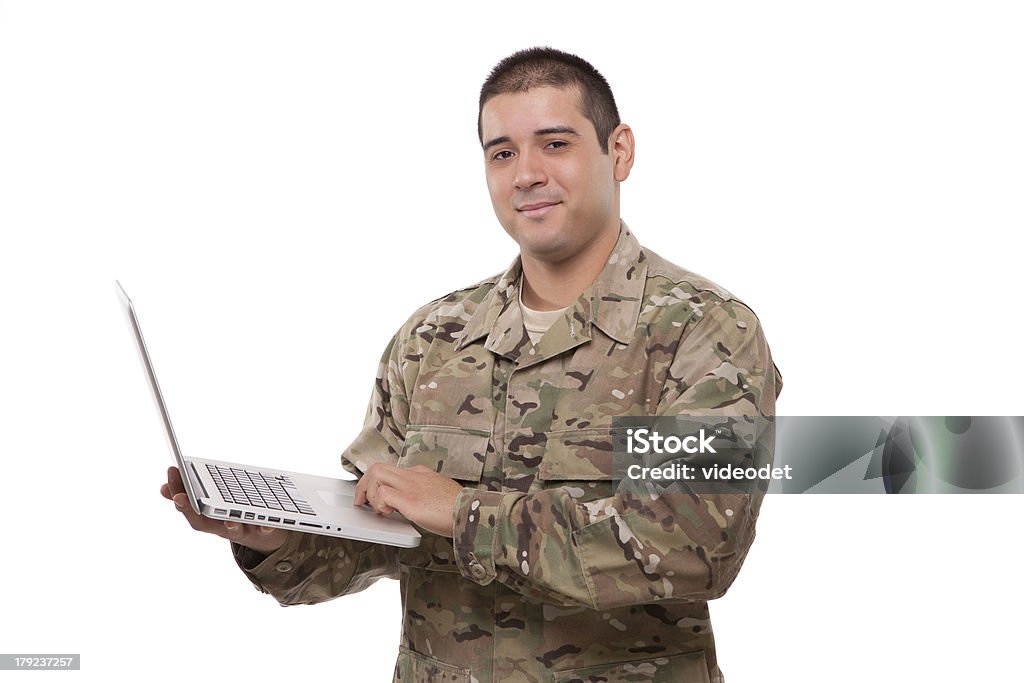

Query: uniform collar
[455,222,648,364]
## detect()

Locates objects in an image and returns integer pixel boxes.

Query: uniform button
[736,321,748,330]
[469,561,487,580]
[275,561,293,573]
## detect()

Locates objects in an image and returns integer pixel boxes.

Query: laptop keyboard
[206,464,316,516]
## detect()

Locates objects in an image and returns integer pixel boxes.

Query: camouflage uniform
[233,225,783,682]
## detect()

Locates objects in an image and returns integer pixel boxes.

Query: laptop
[117,281,421,548]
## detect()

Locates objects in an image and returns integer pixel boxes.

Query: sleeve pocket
[398,425,490,482]
[538,428,615,481]
[552,650,711,683]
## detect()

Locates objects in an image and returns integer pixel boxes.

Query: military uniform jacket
[233,225,783,683]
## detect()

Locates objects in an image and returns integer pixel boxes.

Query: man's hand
[160,466,291,556]
[353,463,463,538]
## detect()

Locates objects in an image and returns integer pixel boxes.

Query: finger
[168,490,277,547]
[227,522,289,553]
[238,524,286,544]
[364,478,380,507]
[221,520,247,542]
[172,493,223,535]
[362,463,406,492]
[354,476,368,506]
[160,483,171,500]
[354,464,382,506]
[355,462,392,504]
[371,484,400,515]
[222,521,274,547]
[167,466,185,497]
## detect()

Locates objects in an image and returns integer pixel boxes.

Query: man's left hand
[353,463,464,538]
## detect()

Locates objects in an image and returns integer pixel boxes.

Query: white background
[1,1,1022,681]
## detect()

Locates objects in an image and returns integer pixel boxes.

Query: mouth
[516,201,560,219]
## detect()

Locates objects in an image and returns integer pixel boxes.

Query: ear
[609,123,635,182]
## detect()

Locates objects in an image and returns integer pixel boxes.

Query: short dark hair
[478,47,621,154]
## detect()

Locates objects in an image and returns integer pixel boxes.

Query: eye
[491,150,514,162]
[546,140,568,150]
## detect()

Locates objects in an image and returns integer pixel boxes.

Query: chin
[507,221,568,255]
[521,237,581,264]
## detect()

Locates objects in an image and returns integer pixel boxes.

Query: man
[162,46,782,682]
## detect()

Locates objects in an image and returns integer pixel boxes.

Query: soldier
[162,46,783,682]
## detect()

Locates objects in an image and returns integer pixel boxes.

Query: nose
[513,148,547,191]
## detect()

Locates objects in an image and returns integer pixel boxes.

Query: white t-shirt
[519,287,567,345]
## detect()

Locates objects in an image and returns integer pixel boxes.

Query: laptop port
[229,510,242,519]
[268,517,280,523]
[283,519,295,525]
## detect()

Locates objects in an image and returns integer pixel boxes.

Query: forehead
[480,86,590,140]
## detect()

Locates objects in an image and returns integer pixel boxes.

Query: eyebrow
[482,126,581,152]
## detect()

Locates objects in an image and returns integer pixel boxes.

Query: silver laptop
[117,281,421,548]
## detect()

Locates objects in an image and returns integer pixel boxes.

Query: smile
[516,202,560,219]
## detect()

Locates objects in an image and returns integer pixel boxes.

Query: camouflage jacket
[233,225,783,683]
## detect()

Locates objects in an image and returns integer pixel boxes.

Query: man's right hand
[160,466,291,556]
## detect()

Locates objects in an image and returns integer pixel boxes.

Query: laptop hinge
[187,461,210,499]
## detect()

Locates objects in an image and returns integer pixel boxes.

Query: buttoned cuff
[452,487,506,585]
[231,532,306,596]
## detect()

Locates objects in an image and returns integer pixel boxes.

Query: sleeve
[451,299,783,610]
[231,333,409,606]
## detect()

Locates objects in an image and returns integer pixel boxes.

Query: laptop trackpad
[317,489,354,508]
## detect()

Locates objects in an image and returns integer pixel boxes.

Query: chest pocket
[396,425,489,572]
[534,428,616,503]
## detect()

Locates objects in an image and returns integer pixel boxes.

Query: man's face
[480,86,626,264]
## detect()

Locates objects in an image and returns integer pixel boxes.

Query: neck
[520,223,620,311]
